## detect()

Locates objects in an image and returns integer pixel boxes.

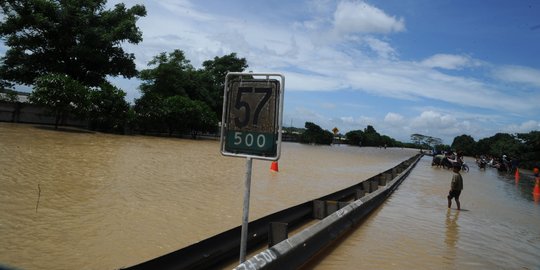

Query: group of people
[431,151,465,170]
[475,154,518,173]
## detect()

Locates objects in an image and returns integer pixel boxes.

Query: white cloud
[341,61,540,114]
[363,37,397,59]
[333,1,405,35]
[421,54,480,70]
[384,112,404,123]
[411,111,457,129]
[492,65,540,87]
[503,120,540,133]
[340,116,355,124]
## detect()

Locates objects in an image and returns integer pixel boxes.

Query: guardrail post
[361,180,370,192]
[313,200,326,219]
[268,222,288,247]
[326,201,338,215]
[338,201,350,209]
[378,174,387,186]
[370,180,378,192]
[355,189,366,199]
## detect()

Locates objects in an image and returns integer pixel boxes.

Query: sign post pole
[239,157,253,263]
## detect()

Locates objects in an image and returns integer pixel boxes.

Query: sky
[2,0,540,144]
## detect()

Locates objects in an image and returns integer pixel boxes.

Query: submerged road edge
[233,154,422,270]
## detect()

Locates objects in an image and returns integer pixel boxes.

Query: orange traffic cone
[533,178,540,196]
[270,161,279,172]
[514,168,520,183]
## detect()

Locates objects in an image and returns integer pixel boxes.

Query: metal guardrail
[123,154,422,270]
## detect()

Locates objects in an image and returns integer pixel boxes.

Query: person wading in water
[448,163,463,210]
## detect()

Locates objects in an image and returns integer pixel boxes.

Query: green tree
[410,133,425,146]
[139,50,195,98]
[476,133,520,158]
[29,73,90,129]
[345,130,364,146]
[380,135,397,147]
[0,77,12,92]
[189,100,218,138]
[163,95,195,136]
[300,122,333,145]
[363,125,381,146]
[517,131,540,168]
[162,95,217,137]
[88,83,130,132]
[0,0,146,87]
[451,134,476,156]
[425,136,442,149]
[202,53,248,117]
[410,133,442,150]
[133,93,166,133]
[435,144,451,152]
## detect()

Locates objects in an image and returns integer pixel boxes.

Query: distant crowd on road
[431,150,468,171]
[430,150,519,174]
[474,154,518,173]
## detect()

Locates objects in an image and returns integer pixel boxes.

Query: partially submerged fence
[0,101,86,127]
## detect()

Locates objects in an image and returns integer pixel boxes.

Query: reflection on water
[444,209,459,266]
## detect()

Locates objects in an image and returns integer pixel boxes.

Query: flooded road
[304,156,540,269]
[1,123,538,269]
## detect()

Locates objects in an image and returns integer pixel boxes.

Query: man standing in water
[448,164,463,210]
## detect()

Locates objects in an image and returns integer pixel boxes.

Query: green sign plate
[225,131,277,157]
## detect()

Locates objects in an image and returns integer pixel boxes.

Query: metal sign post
[239,156,252,263]
[220,72,284,263]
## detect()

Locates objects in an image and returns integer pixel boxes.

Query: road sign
[219,72,285,263]
[220,73,284,160]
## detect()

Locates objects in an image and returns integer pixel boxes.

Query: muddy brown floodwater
[1,123,538,270]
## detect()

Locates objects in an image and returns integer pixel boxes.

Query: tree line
[285,122,413,148]
[0,0,247,136]
[289,123,538,170]
[451,132,539,170]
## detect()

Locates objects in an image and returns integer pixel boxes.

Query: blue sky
[2,0,540,144]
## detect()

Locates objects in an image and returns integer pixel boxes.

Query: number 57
[234,87,272,128]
